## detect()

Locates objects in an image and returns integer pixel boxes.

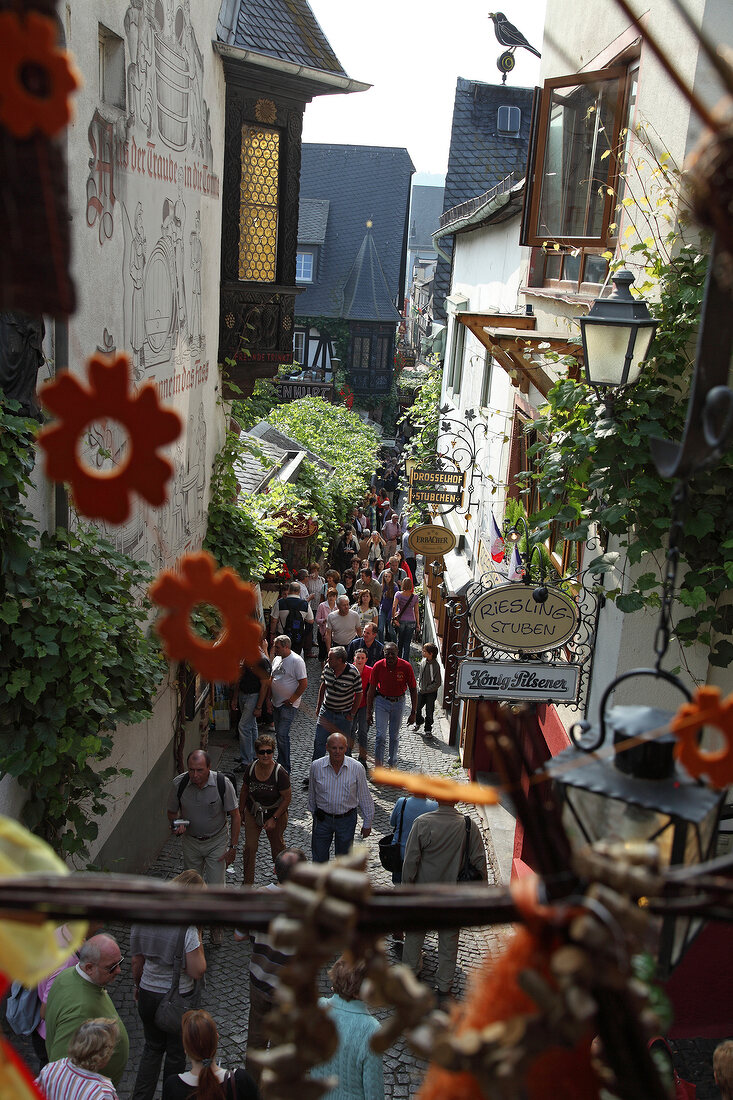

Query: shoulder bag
[378,798,407,873]
[392,592,416,631]
[457,816,483,882]
[153,927,200,1034]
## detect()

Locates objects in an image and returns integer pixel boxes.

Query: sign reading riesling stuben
[469,583,579,654]
[408,525,457,556]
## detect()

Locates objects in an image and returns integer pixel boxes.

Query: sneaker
[414,719,423,729]
[302,777,310,789]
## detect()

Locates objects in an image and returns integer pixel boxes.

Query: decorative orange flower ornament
[371,766,499,805]
[38,353,181,524]
[671,685,733,788]
[150,552,262,682]
[0,11,81,139]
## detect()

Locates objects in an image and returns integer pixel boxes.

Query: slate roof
[340,227,401,322]
[224,0,348,75]
[248,422,333,472]
[298,199,330,245]
[296,144,415,321]
[408,185,445,250]
[233,434,289,496]
[434,79,533,320]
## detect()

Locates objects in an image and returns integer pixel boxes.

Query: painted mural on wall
[81,0,220,568]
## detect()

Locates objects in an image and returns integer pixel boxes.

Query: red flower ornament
[0,11,81,139]
[150,552,261,682]
[38,353,181,524]
[671,685,733,788]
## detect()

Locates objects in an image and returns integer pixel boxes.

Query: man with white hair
[325,594,361,650]
[45,934,130,1087]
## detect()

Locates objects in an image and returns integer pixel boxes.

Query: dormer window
[296,250,314,282]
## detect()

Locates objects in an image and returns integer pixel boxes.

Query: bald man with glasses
[45,933,130,1087]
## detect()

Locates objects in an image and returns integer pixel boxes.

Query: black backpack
[280,597,306,653]
[177,769,237,805]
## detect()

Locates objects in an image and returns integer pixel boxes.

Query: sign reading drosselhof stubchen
[468,583,580,654]
[408,468,465,508]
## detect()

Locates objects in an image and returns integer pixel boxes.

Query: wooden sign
[469,583,579,654]
[456,659,580,702]
[407,524,457,556]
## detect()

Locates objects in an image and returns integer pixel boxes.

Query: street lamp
[544,669,724,976]
[507,515,529,545]
[579,270,659,393]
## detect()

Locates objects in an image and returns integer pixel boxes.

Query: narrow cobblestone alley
[102,646,509,1098]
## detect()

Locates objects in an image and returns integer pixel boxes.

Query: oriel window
[239,125,280,282]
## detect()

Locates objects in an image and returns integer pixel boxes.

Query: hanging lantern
[544,669,724,976]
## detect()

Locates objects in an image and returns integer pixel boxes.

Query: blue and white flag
[507,544,524,582]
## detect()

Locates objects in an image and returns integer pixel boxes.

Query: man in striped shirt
[234,847,306,1082]
[310,647,362,765]
[308,733,374,862]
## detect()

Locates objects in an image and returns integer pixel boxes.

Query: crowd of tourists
[23,452,472,1100]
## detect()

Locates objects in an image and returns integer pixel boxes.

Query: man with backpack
[269,580,313,655]
[166,750,240,943]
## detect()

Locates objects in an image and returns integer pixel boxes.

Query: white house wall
[527,0,733,718]
[439,215,525,579]
[3,1,227,862]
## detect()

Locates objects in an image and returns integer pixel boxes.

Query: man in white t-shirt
[325,596,362,649]
[269,635,307,774]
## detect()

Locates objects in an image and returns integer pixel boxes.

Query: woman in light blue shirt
[311,956,383,1100]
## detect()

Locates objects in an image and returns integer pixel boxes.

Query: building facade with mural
[0,0,357,870]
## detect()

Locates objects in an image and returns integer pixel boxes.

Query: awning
[458,312,583,397]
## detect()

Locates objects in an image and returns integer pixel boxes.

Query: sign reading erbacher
[469,583,579,654]
[408,524,457,556]
[456,660,580,702]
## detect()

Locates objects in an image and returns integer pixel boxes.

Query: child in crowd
[415,643,441,735]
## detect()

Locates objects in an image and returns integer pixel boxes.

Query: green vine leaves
[0,398,166,860]
[521,248,733,668]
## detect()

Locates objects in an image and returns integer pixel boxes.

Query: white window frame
[296,250,314,282]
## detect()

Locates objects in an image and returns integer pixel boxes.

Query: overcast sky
[303,1,547,180]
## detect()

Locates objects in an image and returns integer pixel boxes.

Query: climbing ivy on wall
[0,399,166,861]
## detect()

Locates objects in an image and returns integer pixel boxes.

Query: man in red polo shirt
[366,642,417,768]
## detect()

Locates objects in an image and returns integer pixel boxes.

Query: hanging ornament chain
[653,479,689,669]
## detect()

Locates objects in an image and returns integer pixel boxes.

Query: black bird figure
[488,11,541,58]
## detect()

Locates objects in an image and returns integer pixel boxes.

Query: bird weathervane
[488,10,541,83]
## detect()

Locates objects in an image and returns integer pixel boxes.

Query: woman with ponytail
[162,1010,259,1100]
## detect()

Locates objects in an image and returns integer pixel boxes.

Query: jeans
[374,694,405,767]
[313,707,353,760]
[351,707,368,755]
[378,606,395,644]
[131,986,190,1099]
[237,691,259,766]
[311,807,358,863]
[396,621,415,660]
[416,691,437,732]
[273,703,295,774]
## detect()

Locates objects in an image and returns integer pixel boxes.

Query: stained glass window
[239,125,280,282]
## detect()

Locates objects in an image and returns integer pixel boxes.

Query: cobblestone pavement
[6,645,725,1097]
[6,644,508,1098]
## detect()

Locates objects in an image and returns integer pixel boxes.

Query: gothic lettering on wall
[79,1,220,568]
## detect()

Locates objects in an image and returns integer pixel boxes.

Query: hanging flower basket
[275,511,319,539]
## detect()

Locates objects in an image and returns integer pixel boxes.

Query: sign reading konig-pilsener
[469,583,579,654]
[456,660,580,702]
[407,524,457,556]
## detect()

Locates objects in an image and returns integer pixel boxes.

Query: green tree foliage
[398,364,442,465]
[203,428,284,580]
[267,396,380,527]
[0,399,165,859]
